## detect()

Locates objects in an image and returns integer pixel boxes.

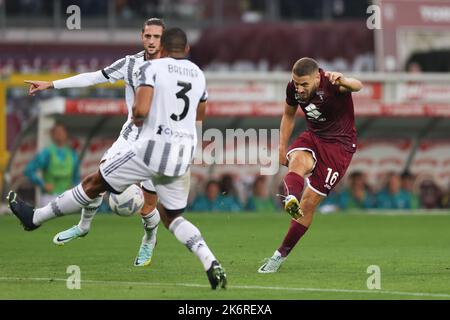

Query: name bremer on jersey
[168,64,199,78]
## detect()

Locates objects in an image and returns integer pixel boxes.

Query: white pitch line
[0,276,449,298]
[230,284,450,298]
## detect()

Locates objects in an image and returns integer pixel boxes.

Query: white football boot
[53,225,88,245]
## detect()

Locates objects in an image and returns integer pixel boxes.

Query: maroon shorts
[286,131,355,196]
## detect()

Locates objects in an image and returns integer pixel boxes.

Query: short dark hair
[50,122,67,135]
[292,57,319,77]
[161,27,187,53]
[142,18,165,32]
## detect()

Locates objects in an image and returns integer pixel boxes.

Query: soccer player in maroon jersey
[258,57,363,273]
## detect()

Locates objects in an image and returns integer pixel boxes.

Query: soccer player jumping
[258,57,363,273]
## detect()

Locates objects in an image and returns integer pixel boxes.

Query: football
[108,184,144,217]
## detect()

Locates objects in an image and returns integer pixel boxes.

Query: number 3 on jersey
[171,81,192,121]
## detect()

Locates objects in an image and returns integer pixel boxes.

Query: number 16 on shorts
[324,168,339,190]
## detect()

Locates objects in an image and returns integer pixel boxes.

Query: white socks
[33,184,94,225]
[77,196,103,233]
[169,216,216,271]
[141,208,160,246]
[273,250,283,259]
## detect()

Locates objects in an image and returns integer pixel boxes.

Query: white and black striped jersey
[102,51,147,142]
[134,57,208,177]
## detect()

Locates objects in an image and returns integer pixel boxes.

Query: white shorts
[102,135,160,198]
[101,136,129,162]
[99,143,191,210]
[101,121,139,161]
[141,171,190,210]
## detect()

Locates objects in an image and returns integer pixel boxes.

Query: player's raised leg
[283,149,315,219]
[52,196,102,245]
[52,135,148,245]
[8,170,109,231]
[134,182,160,267]
[258,149,321,273]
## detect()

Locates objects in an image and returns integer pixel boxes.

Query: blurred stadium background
[1,0,450,214]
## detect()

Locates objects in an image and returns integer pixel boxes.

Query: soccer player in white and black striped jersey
[23,18,165,267]
[9,28,227,289]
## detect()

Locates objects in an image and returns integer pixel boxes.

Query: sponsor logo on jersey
[156,124,195,140]
[305,103,322,119]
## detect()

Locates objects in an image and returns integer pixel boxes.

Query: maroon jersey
[285,69,357,153]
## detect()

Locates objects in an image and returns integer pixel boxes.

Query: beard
[307,84,318,100]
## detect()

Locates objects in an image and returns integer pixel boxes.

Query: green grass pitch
[0,212,449,300]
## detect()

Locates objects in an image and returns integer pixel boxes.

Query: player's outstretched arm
[24,80,54,96]
[132,85,154,127]
[24,70,108,96]
[325,71,363,93]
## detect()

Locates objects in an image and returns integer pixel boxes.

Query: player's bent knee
[160,206,186,228]
[82,171,107,197]
[288,151,315,176]
[141,189,158,214]
[160,216,171,229]
[143,193,157,205]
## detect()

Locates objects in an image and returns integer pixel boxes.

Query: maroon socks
[278,172,308,257]
[283,171,304,198]
[278,220,309,257]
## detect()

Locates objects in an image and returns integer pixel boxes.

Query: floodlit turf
[0,211,449,300]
